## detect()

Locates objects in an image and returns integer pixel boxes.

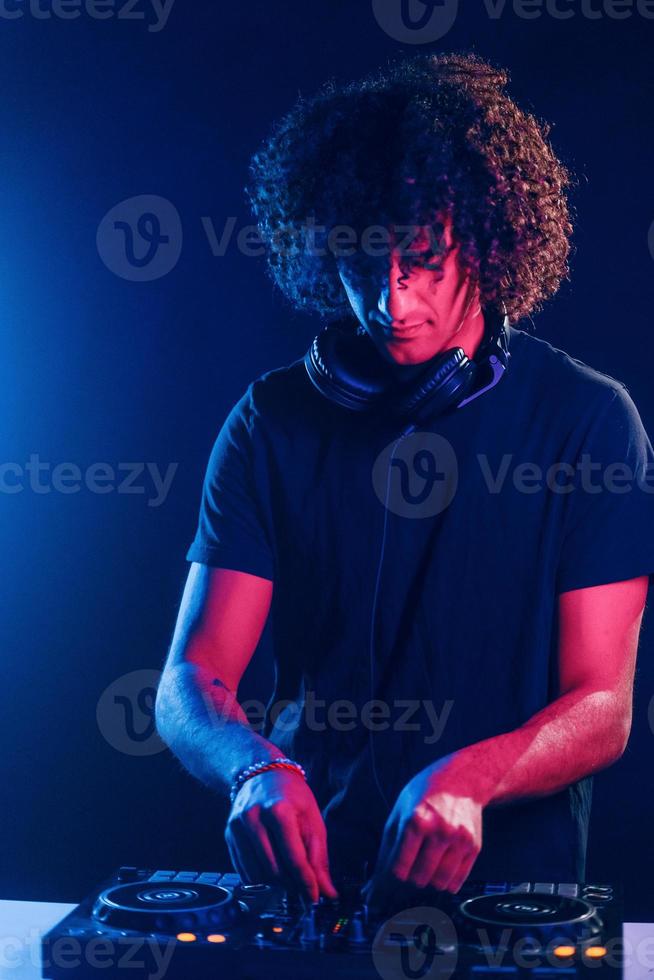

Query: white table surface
[0,899,652,978]
[0,901,76,980]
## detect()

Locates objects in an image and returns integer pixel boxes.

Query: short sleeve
[186,388,275,580]
[556,384,654,594]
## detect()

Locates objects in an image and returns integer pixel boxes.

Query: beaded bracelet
[229,757,307,804]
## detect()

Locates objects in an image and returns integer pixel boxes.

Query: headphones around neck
[304,306,511,428]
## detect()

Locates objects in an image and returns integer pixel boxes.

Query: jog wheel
[92,881,242,934]
[457,892,604,948]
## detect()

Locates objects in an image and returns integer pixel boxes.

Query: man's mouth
[383,320,427,339]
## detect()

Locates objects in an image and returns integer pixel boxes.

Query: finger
[365,818,424,908]
[225,827,249,882]
[241,814,282,881]
[303,823,339,898]
[409,831,450,890]
[428,841,466,893]
[443,847,477,894]
[386,817,427,882]
[263,804,319,903]
[364,812,403,904]
[229,819,269,883]
[372,810,402,880]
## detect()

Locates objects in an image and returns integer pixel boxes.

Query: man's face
[336,214,480,367]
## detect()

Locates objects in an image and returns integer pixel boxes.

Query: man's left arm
[363,575,648,902]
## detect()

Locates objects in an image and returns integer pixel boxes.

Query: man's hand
[362,760,482,906]
[226,768,339,904]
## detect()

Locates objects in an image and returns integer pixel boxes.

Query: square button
[220,873,241,887]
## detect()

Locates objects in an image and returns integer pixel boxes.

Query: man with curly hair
[156,53,654,906]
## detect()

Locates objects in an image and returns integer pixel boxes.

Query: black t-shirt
[186,325,654,882]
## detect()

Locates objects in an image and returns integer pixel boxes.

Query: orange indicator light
[585,946,608,959]
[553,946,576,958]
[207,934,227,943]
[176,933,197,943]
[271,927,283,934]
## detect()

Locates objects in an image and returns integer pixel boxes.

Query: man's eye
[400,248,437,267]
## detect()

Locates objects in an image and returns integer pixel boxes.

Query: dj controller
[41,867,623,979]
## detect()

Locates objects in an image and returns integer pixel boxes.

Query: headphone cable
[368,421,416,810]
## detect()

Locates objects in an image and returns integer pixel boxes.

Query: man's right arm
[155,561,278,792]
[155,562,338,902]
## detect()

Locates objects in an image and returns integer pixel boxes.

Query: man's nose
[377,254,413,323]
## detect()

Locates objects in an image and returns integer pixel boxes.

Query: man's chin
[383,337,444,366]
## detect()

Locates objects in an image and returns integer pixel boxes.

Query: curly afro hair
[246,51,575,325]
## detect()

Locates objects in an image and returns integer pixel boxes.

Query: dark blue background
[0,1,652,920]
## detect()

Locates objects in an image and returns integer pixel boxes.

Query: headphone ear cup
[304,325,398,412]
[392,349,477,422]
